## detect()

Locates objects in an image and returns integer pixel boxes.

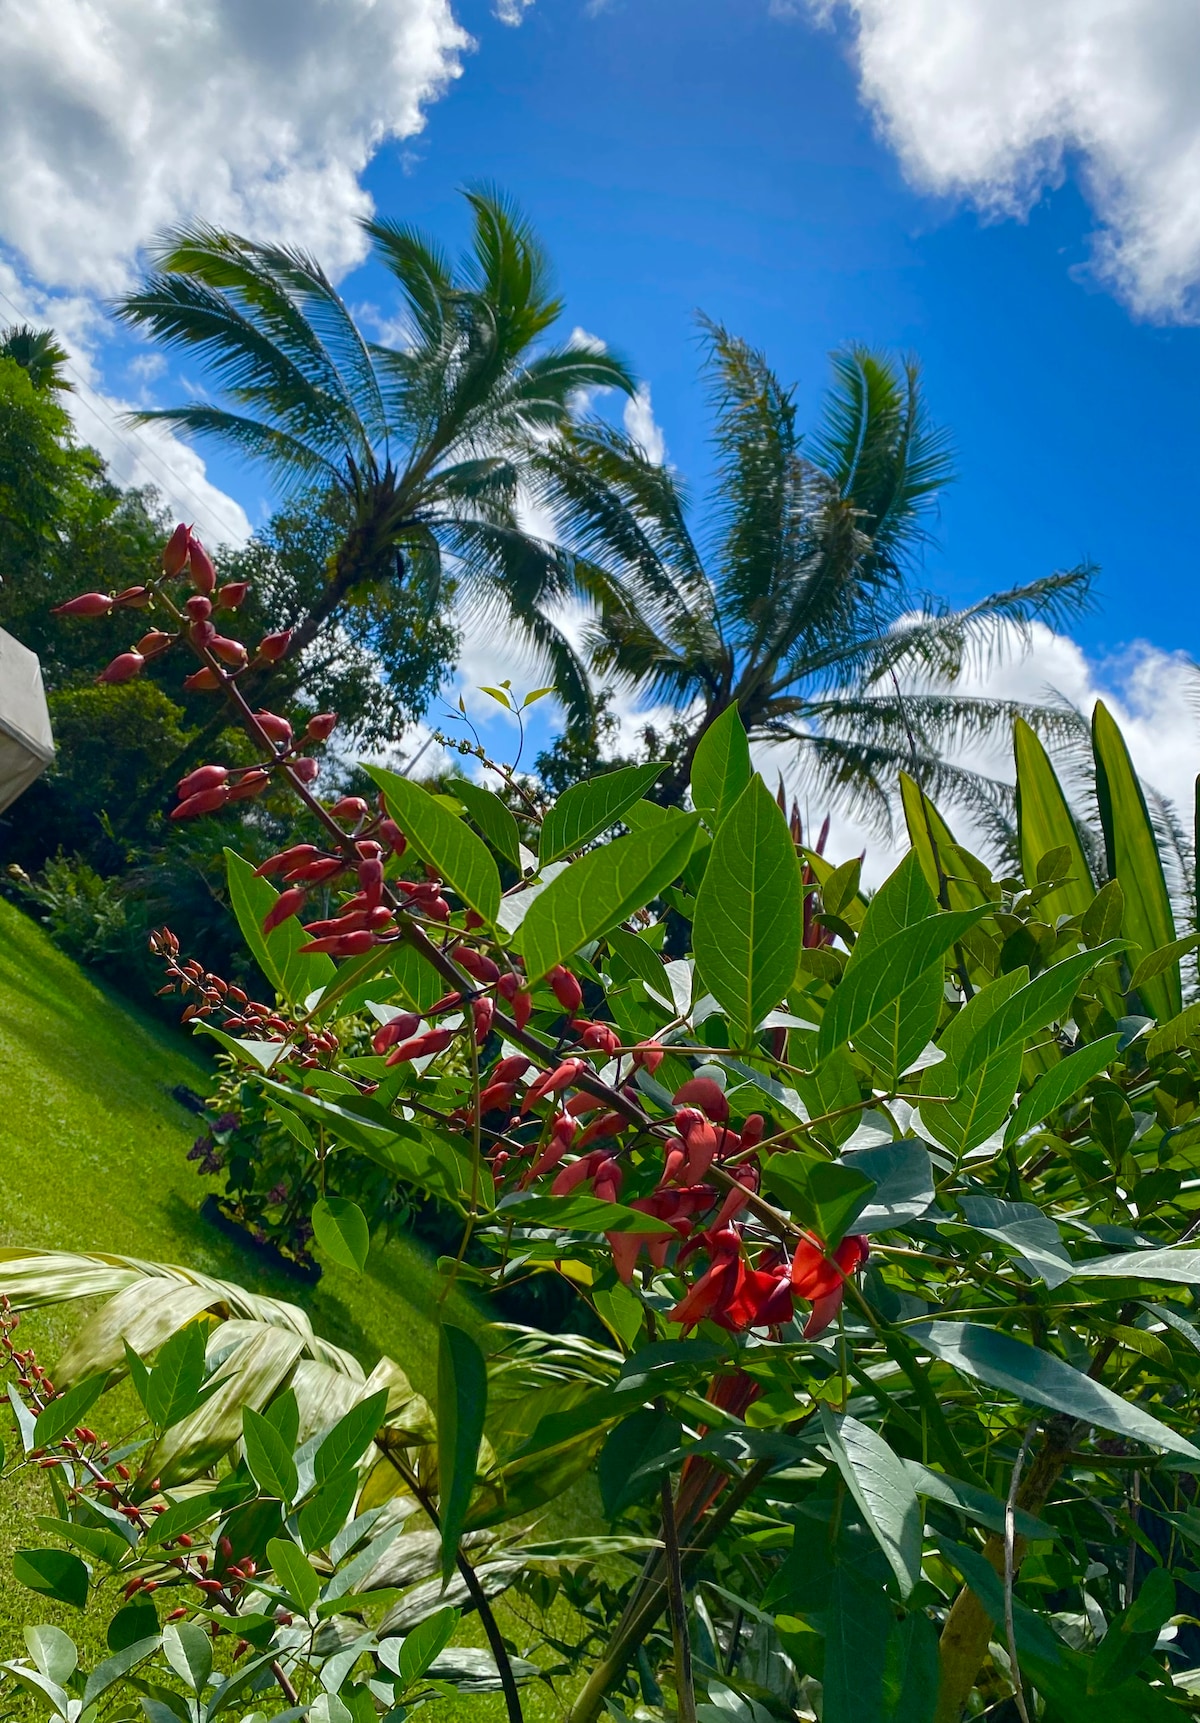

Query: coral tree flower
[790,1233,869,1337]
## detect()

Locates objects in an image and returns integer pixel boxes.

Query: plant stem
[660,1470,697,1723]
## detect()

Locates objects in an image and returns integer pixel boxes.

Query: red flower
[790,1233,869,1337]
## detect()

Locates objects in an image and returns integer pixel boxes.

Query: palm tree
[535,321,1093,833]
[116,188,636,725]
[0,324,71,392]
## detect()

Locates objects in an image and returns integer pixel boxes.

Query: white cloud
[810,0,1200,319]
[0,0,470,295]
[494,0,535,21]
[623,382,666,464]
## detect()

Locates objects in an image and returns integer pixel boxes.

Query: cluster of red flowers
[149,928,339,1068]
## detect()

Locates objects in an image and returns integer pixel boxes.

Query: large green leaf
[33,1372,107,1448]
[520,813,700,981]
[851,853,943,1082]
[882,1609,939,1723]
[224,848,335,1005]
[815,906,989,1065]
[912,1321,1200,1458]
[819,1562,892,1723]
[449,777,522,869]
[954,942,1126,1082]
[1093,701,1180,1021]
[313,1388,389,1484]
[312,1197,370,1273]
[820,1409,922,1597]
[366,767,501,927]
[1013,719,1095,921]
[266,1536,321,1615]
[921,968,1027,1157]
[539,762,665,865]
[13,1549,88,1610]
[499,1194,676,1234]
[1005,1033,1121,1145]
[690,704,752,830]
[243,1403,299,1502]
[1072,1246,1200,1283]
[437,1324,487,1582]
[692,776,803,1038]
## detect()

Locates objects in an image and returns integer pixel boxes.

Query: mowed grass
[0,899,595,1717]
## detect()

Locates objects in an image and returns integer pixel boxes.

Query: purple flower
[187,1136,212,1162]
[214,1112,239,1133]
[266,1183,288,1205]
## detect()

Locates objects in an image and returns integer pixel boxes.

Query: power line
[0,281,250,544]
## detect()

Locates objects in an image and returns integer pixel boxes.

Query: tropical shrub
[9,526,1200,1723]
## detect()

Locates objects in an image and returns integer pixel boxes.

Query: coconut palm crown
[115,189,636,724]
[536,321,1093,833]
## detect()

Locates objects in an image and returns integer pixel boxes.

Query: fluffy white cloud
[809,0,1200,319]
[0,0,469,295]
[623,382,667,465]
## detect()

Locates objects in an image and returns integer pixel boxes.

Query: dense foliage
[7,522,1200,1723]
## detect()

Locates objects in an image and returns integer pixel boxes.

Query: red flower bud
[358,857,383,907]
[286,856,345,885]
[451,944,501,983]
[494,1054,531,1084]
[172,786,230,819]
[188,534,216,594]
[136,630,174,656]
[210,634,248,668]
[185,595,212,622]
[303,906,393,938]
[162,523,190,576]
[261,887,306,932]
[385,1027,455,1065]
[113,585,151,608]
[330,796,369,821]
[548,966,584,1014]
[97,651,145,684]
[257,629,291,663]
[372,1012,421,1054]
[299,928,378,956]
[226,768,270,801]
[251,710,291,746]
[290,757,319,784]
[177,764,228,799]
[215,581,248,610]
[255,844,319,877]
[190,619,216,647]
[378,819,407,855]
[633,1040,665,1074]
[473,998,494,1044]
[672,1077,729,1123]
[52,591,114,617]
[305,711,337,741]
[514,987,532,1031]
[183,666,221,691]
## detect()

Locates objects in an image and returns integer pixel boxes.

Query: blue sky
[2,0,1198,845]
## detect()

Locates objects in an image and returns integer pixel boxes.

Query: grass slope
[0,900,590,1716]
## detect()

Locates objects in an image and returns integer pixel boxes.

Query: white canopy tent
[0,628,54,813]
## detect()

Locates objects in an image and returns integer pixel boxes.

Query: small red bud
[188,534,216,594]
[183,666,221,692]
[172,786,230,819]
[286,856,345,884]
[53,591,113,617]
[254,710,293,746]
[226,768,270,801]
[136,630,174,656]
[305,711,337,741]
[97,651,145,684]
[177,764,228,799]
[378,819,407,856]
[190,618,216,647]
[210,634,248,668]
[290,757,319,784]
[185,594,212,622]
[372,1012,422,1054]
[215,581,248,610]
[330,796,369,821]
[255,844,319,877]
[298,929,378,956]
[549,966,584,1014]
[162,523,191,576]
[113,585,151,608]
[262,886,306,932]
[257,628,292,663]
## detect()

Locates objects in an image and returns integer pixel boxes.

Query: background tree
[116,188,638,732]
[536,323,1094,833]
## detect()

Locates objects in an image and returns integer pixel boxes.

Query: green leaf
[366,767,501,926]
[606,926,672,995]
[83,1637,160,1709]
[1093,700,1180,1021]
[820,1561,892,1723]
[266,1536,321,1615]
[356,1120,490,1213]
[225,848,335,1005]
[298,1473,359,1552]
[397,1606,460,1688]
[106,1599,159,1652]
[912,1320,1200,1457]
[33,1372,107,1448]
[882,1610,939,1723]
[24,1626,76,1686]
[816,907,989,1065]
[314,1390,389,1485]
[692,776,803,1038]
[143,1481,252,1549]
[955,942,1127,1082]
[145,1321,208,1429]
[847,852,943,1082]
[499,1193,676,1234]
[521,813,701,981]
[598,1410,681,1517]
[690,705,752,830]
[1014,718,1096,921]
[956,1196,1073,1288]
[540,762,665,865]
[162,1621,212,1692]
[242,1404,299,1502]
[820,1408,922,1597]
[13,1548,87,1609]
[1090,1567,1175,1689]
[1130,934,1200,992]
[921,968,1030,1157]
[449,778,522,869]
[614,1339,727,1396]
[1073,1246,1200,1283]
[34,1516,129,1569]
[437,1324,487,1583]
[312,1196,370,1273]
[1005,1034,1122,1145]
[845,1142,935,1233]
[762,1158,876,1250]
[1146,999,1200,1060]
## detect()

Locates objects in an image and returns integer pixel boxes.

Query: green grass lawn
[0,898,595,1717]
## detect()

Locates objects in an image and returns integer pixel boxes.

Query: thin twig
[660,1467,697,1723]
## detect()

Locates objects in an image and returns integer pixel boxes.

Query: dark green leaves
[312,1196,370,1272]
[539,762,664,865]
[1005,1034,1121,1145]
[521,813,700,981]
[500,1193,676,1233]
[266,1536,321,1614]
[367,767,501,927]
[225,848,335,1004]
[33,1373,107,1448]
[693,776,803,1038]
[13,1548,88,1609]
[396,1606,460,1688]
[762,1158,876,1250]
[437,1324,487,1582]
[690,704,752,830]
[913,1321,1200,1458]
[126,1322,209,1429]
[313,1390,388,1485]
[242,1404,299,1502]
[599,1410,680,1517]
[450,777,522,869]
[820,1409,922,1596]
